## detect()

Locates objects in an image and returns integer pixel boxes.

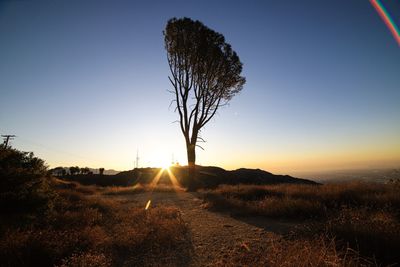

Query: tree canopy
[164,17,245,188]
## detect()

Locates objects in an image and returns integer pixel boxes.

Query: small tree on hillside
[80,167,90,175]
[52,167,64,176]
[69,166,79,176]
[99,168,104,175]
[164,17,245,190]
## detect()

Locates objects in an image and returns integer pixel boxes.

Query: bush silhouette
[0,146,55,214]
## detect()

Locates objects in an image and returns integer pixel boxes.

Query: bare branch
[196,136,206,143]
[195,144,205,150]
[168,99,176,110]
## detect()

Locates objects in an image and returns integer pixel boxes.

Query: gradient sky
[1,0,399,175]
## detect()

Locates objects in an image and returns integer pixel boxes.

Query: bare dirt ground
[106,190,299,266]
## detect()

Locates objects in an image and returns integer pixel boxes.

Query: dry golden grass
[203,182,399,218]
[202,182,400,265]
[101,183,182,195]
[0,185,191,267]
[52,178,99,195]
[101,184,145,195]
[327,208,400,264]
[213,234,371,267]
[3,173,399,266]
[57,252,111,267]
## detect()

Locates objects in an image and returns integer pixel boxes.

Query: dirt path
[108,190,298,266]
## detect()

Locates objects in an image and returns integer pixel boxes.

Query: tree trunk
[186,143,196,191]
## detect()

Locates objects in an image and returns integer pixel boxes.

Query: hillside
[175,166,318,187]
[94,166,318,188]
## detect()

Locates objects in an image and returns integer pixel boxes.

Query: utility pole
[134,150,140,169]
[1,135,16,148]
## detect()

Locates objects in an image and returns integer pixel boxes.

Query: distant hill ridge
[197,166,317,186]
[50,167,120,176]
[57,165,317,187]
[115,165,318,188]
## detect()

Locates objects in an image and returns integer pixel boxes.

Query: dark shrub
[0,146,55,215]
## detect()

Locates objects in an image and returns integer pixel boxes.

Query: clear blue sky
[1,0,399,174]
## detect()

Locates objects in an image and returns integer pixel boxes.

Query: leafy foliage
[0,146,55,214]
[164,17,245,189]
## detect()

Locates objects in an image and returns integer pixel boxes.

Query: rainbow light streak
[370,0,400,46]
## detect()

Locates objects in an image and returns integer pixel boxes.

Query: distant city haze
[1,1,399,175]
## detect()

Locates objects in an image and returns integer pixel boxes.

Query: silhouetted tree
[99,168,104,175]
[69,166,79,176]
[80,167,90,175]
[164,17,245,190]
[51,167,64,176]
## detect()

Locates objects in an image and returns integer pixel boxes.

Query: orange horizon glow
[47,153,400,176]
[44,128,400,175]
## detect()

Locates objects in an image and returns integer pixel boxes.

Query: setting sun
[161,162,171,170]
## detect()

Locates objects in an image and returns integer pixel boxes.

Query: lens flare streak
[370,0,400,46]
[145,200,151,210]
[144,167,183,210]
[166,168,183,190]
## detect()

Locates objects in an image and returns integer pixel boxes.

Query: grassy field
[202,182,400,266]
[2,178,399,266]
[2,147,399,266]
[0,183,192,267]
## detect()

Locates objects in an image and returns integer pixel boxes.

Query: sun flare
[160,162,171,170]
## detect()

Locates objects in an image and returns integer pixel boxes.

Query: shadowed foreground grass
[3,147,390,266]
[1,179,392,266]
[70,183,378,266]
[1,148,398,267]
[101,183,182,195]
[202,182,400,265]
[212,234,370,267]
[202,182,399,218]
[0,184,192,267]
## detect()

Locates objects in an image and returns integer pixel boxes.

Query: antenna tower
[134,150,140,169]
